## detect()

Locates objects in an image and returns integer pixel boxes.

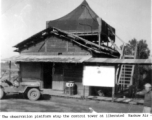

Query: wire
[108,26,126,44]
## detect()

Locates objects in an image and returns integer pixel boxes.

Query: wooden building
[10,1,121,96]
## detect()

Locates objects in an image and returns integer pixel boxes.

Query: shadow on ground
[3,94,52,100]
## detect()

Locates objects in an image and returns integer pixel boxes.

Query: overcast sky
[1,0,151,59]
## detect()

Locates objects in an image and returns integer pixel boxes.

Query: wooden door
[52,64,64,91]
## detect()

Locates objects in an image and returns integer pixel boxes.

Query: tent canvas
[47,0,115,42]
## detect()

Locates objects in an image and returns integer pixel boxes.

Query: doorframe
[42,62,53,89]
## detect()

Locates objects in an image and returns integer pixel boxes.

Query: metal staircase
[117,46,137,90]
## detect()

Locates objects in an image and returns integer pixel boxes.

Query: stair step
[124,55,135,58]
[122,66,133,68]
[120,79,131,81]
[122,68,132,70]
[119,82,130,85]
[122,71,132,73]
[121,72,132,74]
[118,79,131,81]
[119,83,130,85]
[123,65,133,67]
[118,82,130,83]
[119,80,131,82]
[119,80,130,82]
[121,75,132,77]
[124,57,135,59]
[123,64,134,66]
[121,73,132,75]
[121,73,131,75]
[123,66,133,68]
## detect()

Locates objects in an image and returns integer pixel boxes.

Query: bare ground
[0,94,143,113]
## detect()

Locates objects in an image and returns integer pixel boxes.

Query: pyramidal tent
[47,0,115,42]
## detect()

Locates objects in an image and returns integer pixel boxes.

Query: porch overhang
[3,55,92,63]
[85,58,152,65]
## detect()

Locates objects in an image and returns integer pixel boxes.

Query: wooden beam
[97,17,102,46]
[112,66,117,102]
[45,38,48,53]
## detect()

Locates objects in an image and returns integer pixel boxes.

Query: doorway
[43,63,53,88]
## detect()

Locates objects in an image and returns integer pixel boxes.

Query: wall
[20,62,89,96]
[21,41,45,53]
[21,35,91,56]
[51,63,89,96]
[20,62,43,87]
[52,63,64,91]
[63,63,89,96]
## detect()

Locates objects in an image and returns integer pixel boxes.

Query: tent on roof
[47,0,116,42]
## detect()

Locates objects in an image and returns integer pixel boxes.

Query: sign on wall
[83,66,115,87]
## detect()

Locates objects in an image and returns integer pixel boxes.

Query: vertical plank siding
[21,41,45,53]
[63,64,89,96]
[21,36,91,55]
[21,63,41,79]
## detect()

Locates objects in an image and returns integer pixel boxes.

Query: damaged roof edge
[3,55,152,65]
[13,26,120,58]
[14,27,53,48]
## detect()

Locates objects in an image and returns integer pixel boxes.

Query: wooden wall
[21,41,45,53]
[20,62,43,87]
[52,63,64,91]
[20,62,89,96]
[21,35,91,56]
[52,63,89,96]
[62,63,89,96]
[21,62,41,79]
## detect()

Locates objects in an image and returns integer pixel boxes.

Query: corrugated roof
[3,55,92,63]
[85,58,152,65]
[3,56,152,64]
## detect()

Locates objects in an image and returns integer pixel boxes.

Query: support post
[83,86,85,98]
[9,61,11,81]
[112,66,117,102]
[97,17,102,46]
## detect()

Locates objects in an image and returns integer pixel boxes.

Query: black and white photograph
[0,0,152,117]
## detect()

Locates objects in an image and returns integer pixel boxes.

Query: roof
[3,55,92,63]
[47,0,115,42]
[3,55,152,65]
[14,27,120,58]
[85,58,152,65]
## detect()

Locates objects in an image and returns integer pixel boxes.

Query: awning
[85,58,152,65]
[3,56,151,65]
[3,55,92,63]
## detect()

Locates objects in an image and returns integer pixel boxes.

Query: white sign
[83,66,115,87]
[66,82,74,87]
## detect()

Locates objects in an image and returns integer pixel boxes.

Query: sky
[0,0,151,59]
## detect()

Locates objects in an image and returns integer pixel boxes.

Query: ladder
[117,45,137,90]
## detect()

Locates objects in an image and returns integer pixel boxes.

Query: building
[9,0,121,97]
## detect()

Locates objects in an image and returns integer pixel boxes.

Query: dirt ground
[0,94,143,112]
